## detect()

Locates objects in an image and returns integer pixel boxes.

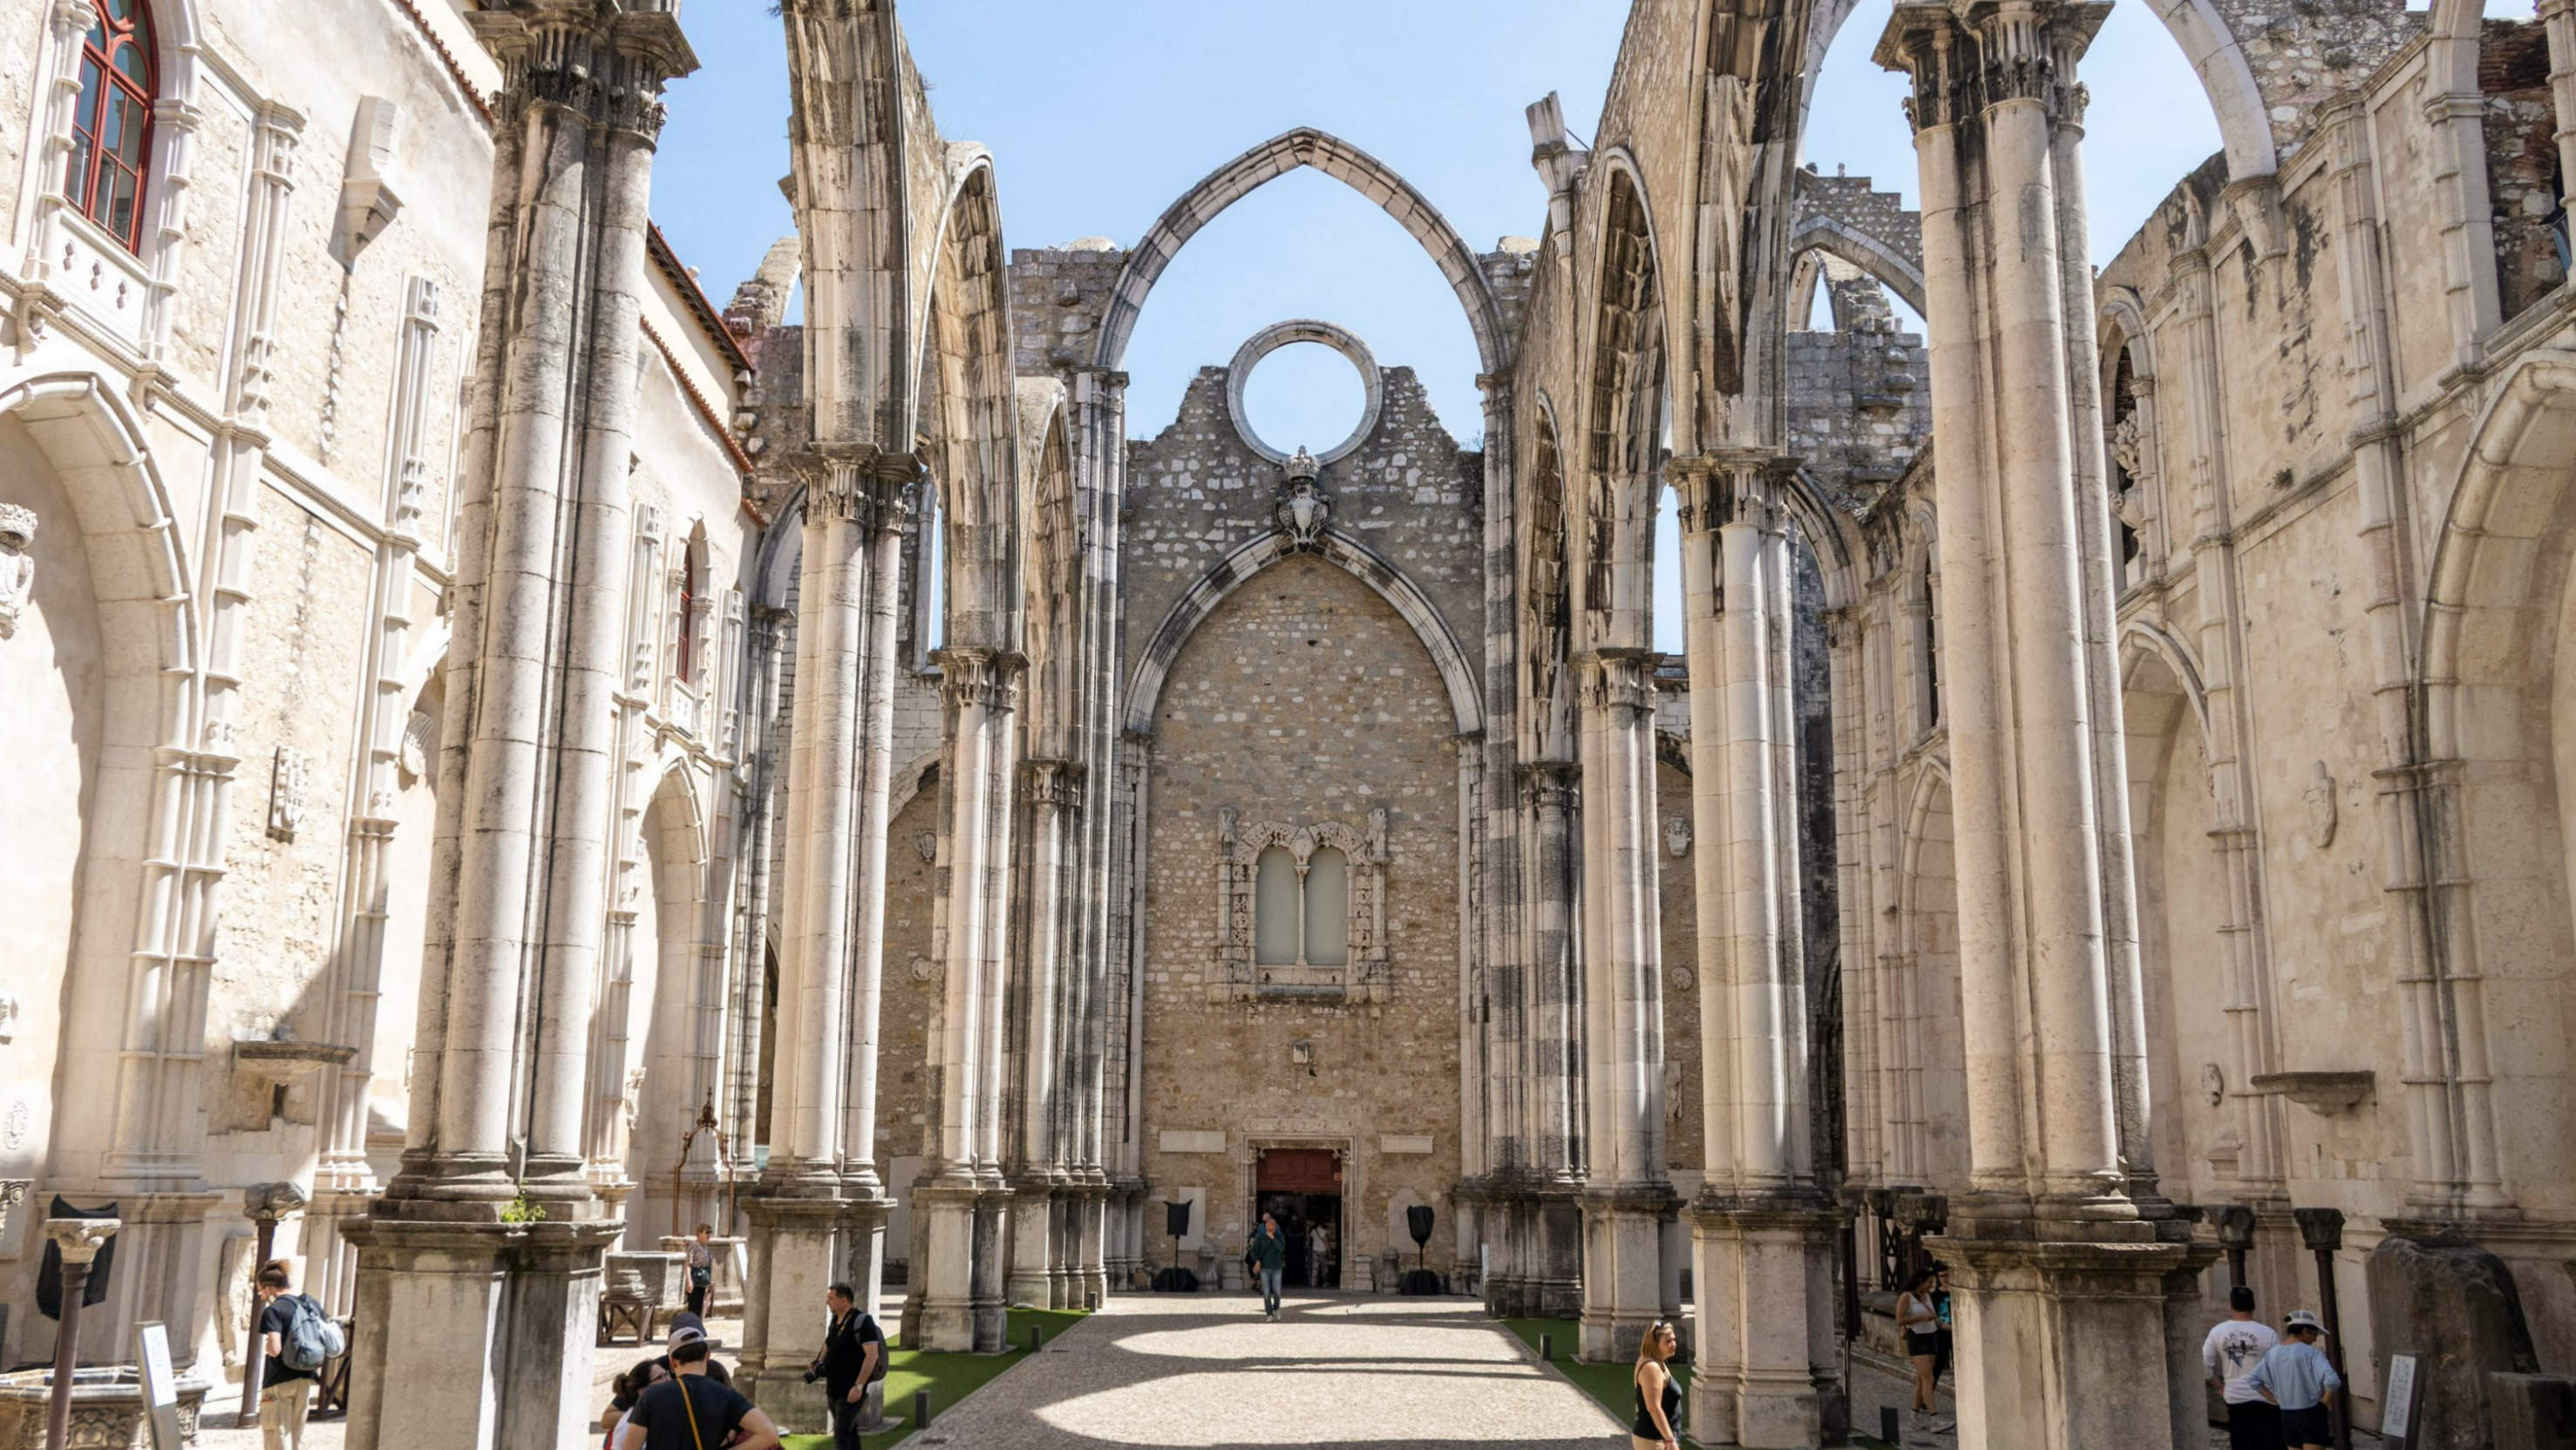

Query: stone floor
[177,1304,2384,1449]
[907,1291,1623,1448]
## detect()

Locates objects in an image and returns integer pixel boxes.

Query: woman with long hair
[1630,1320,1681,1450]
[1898,1265,1951,1434]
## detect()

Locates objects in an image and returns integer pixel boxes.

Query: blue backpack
[278,1294,344,1372]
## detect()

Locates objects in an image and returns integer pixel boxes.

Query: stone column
[1009,759,1080,1309]
[1874,5,2187,1447]
[1672,454,1839,1446]
[1572,651,1675,1360]
[1518,760,1587,1319]
[737,451,909,1425]
[347,10,692,1450]
[918,648,1020,1351]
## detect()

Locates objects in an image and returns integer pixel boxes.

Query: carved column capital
[472,3,702,140]
[1877,1,2102,133]
[935,647,1023,713]
[1664,449,1793,534]
[1518,759,1579,813]
[42,1217,119,1266]
[1017,757,1084,810]
[803,446,923,531]
[1573,650,1657,718]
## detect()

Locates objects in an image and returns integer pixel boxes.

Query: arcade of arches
[4,0,2576,1447]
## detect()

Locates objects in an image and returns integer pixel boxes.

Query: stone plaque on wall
[1159,1130,1227,1154]
[1379,1134,1434,1154]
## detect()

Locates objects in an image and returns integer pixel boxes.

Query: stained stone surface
[907,1294,1622,1448]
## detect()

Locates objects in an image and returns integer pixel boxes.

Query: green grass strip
[781,1307,1089,1450]
[1496,1317,1693,1433]
[1493,1317,1897,1450]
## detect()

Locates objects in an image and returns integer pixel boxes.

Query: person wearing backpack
[255,1262,321,1450]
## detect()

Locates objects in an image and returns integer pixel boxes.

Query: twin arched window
[67,0,155,252]
[1253,845,1350,969]
[1214,813,1389,1003]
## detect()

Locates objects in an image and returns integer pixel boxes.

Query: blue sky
[654,3,2234,441]
[651,2,2238,647]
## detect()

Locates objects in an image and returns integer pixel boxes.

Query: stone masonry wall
[1136,553,1465,1278]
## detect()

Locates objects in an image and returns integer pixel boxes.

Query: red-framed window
[66,0,156,252]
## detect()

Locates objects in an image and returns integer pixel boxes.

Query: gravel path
[907,1291,1628,1448]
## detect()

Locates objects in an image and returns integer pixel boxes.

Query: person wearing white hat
[2244,1310,2342,1450]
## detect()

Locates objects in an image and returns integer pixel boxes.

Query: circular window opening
[1239,341,1368,461]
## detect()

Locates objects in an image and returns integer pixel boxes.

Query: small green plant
[500,1189,547,1225]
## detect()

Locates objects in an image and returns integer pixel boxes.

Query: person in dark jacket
[811,1283,885,1450]
[1248,1214,1288,1321]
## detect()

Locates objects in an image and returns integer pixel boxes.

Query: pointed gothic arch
[1091,127,1510,377]
[1125,528,1481,739]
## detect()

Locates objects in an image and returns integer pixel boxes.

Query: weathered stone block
[2490,1374,2576,1450]
[2368,1231,2540,1450]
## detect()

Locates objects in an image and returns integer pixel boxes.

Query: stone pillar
[1573,652,1675,1361]
[1672,453,1839,1447]
[1519,760,1587,1320]
[1874,5,2188,1447]
[1008,759,1078,1308]
[917,649,1021,1351]
[737,452,909,1423]
[347,10,692,1450]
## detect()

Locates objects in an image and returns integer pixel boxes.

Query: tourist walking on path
[2245,1310,2343,1450]
[684,1224,716,1317]
[254,1262,316,1450]
[2205,1286,2284,1450]
[1629,1320,1681,1450]
[812,1282,886,1450]
[621,1326,781,1450]
[1308,1223,1330,1287]
[1896,1267,1950,1436]
[1248,1213,1288,1320]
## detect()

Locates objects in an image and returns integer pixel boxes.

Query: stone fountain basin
[0,1365,210,1450]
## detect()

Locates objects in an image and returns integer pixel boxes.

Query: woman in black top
[1630,1320,1682,1450]
[1898,1266,1951,1433]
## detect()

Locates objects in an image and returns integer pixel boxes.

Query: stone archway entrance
[1254,1147,1344,1289]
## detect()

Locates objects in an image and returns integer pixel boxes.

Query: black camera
[800,1369,824,1386]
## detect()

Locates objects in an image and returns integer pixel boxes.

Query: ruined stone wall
[1121,365,1483,659]
[2480,19,2565,323]
[1009,243,1125,377]
[1134,553,1465,1276]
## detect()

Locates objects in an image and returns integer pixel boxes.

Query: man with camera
[809,1283,885,1450]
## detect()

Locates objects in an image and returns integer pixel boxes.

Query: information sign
[2381,1352,2421,1447]
[135,1321,181,1450]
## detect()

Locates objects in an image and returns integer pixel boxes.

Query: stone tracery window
[67,0,155,252]
[1215,808,1387,1002]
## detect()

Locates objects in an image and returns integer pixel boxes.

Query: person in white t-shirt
[2203,1286,2283,1450]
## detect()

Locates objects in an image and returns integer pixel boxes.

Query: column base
[1931,1206,2191,1450]
[913,1180,982,1351]
[970,1187,1010,1351]
[737,1190,887,1433]
[1689,1194,1840,1449]
[1579,1182,1677,1361]
[341,1214,621,1450]
[1006,1181,1056,1310]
